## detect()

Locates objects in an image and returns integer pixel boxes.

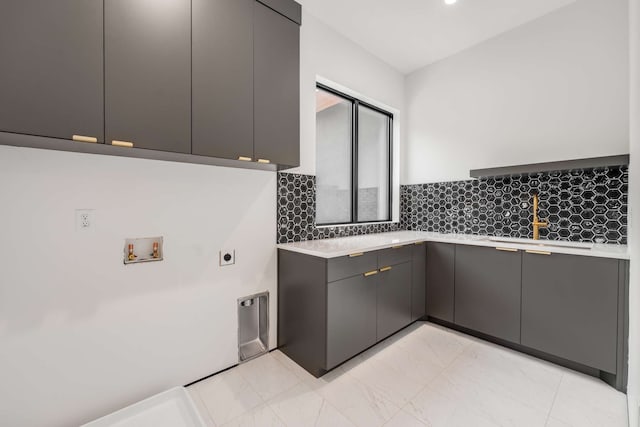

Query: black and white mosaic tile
[277,172,401,244]
[401,166,628,244]
[278,166,628,245]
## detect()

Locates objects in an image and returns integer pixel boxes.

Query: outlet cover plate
[75,209,95,232]
[219,250,235,266]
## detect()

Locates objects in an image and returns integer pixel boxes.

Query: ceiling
[298,0,577,74]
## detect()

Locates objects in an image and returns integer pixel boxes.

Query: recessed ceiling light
[445,0,457,5]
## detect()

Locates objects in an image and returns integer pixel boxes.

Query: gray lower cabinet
[454,245,522,343]
[0,0,103,142]
[192,0,254,160]
[377,261,412,340]
[254,1,300,167]
[279,245,419,377]
[521,252,620,373]
[105,0,191,153]
[411,243,427,321]
[281,241,628,389]
[327,274,377,369]
[426,242,455,322]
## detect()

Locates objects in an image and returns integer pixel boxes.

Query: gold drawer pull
[496,247,518,252]
[392,245,404,249]
[112,140,133,148]
[380,266,392,272]
[257,159,271,164]
[348,252,364,258]
[526,249,552,256]
[414,242,424,245]
[72,135,97,143]
[364,270,378,277]
[238,156,252,161]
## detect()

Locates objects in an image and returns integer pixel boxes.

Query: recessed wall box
[124,237,164,265]
[238,291,269,362]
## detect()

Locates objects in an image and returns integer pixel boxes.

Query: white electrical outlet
[75,209,95,232]
[219,250,235,266]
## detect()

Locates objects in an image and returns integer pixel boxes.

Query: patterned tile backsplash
[401,166,628,244]
[277,173,401,244]
[278,166,628,245]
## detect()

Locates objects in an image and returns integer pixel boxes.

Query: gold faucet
[532,193,548,240]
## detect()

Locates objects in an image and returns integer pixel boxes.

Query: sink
[485,237,593,250]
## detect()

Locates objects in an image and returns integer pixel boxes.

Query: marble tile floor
[188,322,628,427]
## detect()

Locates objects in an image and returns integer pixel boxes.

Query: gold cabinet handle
[348,252,364,258]
[364,270,378,277]
[392,245,404,249]
[238,156,252,161]
[379,266,392,272]
[526,249,552,256]
[112,140,133,148]
[414,242,424,245]
[257,159,271,164]
[72,135,97,143]
[496,247,519,252]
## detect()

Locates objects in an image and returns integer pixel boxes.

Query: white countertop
[276,231,629,260]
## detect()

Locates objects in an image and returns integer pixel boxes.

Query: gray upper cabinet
[454,245,522,343]
[192,0,254,161]
[0,0,301,169]
[0,0,103,142]
[327,273,377,369]
[254,2,300,167]
[426,243,455,322]
[377,261,412,340]
[105,0,191,153]
[411,243,427,321]
[521,252,619,373]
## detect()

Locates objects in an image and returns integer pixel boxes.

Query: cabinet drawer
[328,251,378,283]
[378,245,413,267]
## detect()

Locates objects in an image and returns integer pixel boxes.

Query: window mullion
[352,100,359,224]
[388,116,393,222]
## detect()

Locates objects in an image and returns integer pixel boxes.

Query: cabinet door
[377,262,412,340]
[0,0,103,141]
[327,273,377,369]
[105,0,191,153]
[192,0,254,160]
[521,252,619,373]
[426,243,455,322]
[455,245,522,343]
[411,243,427,321]
[253,2,300,166]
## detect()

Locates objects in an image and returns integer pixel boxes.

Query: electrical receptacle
[75,209,95,231]
[219,250,235,266]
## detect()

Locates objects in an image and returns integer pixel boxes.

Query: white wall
[0,146,276,427]
[628,0,639,425]
[0,10,407,427]
[404,0,629,184]
[293,9,404,177]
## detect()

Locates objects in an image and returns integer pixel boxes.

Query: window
[315,83,393,225]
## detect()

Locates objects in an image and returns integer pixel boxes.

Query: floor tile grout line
[189,387,217,427]
[391,404,429,427]
[207,356,287,426]
[192,386,224,427]
[192,324,628,427]
[265,400,291,427]
[237,353,305,400]
[311,399,326,427]
[544,373,564,427]
[442,343,563,416]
